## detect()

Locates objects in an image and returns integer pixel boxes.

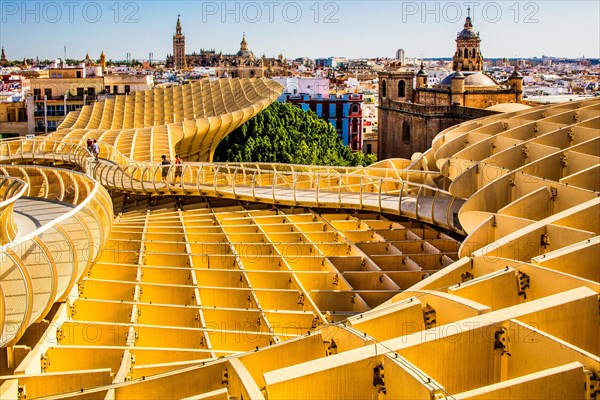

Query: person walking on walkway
[92,140,100,161]
[161,155,170,184]
[173,154,183,186]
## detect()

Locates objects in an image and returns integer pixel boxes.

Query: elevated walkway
[0,138,465,234]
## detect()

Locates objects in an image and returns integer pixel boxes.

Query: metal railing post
[378,179,383,212]
[359,175,363,209]
[129,167,139,193]
[272,171,277,203]
[232,168,238,199]
[196,165,204,195]
[140,167,148,195]
[181,164,190,195]
[338,175,342,206]
[398,181,404,215]
[252,171,257,201]
[293,171,297,205]
[431,190,439,225]
[315,172,319,206]
[119,165,127,190]
[152,166,159,193]
[213,165,221,197]
[415,186,423,221]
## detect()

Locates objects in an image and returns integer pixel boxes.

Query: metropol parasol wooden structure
[0,78,598,399]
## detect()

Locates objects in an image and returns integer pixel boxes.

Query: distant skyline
[1,1,599,62]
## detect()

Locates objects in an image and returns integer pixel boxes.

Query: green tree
[214,102,377,167]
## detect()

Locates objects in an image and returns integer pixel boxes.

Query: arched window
[402,121,410,143]
[351,104,359,113]
[471,48,476,58]
[458,49,462,58]
[398,80,406,98]
[381,80,387,98]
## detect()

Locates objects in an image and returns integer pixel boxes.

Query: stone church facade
[378,12,523,160]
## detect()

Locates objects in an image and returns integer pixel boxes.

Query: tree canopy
[214,102,377,167]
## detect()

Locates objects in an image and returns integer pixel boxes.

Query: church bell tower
[173,15,186,69]
[452,8,483,71]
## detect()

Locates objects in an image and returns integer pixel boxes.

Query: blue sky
[1,1,599,61]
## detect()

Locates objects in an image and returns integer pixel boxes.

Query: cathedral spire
[464,7,473,29]
[240,32,248,51]
[176,14,182,35]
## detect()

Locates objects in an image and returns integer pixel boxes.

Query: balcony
[34,95,66,101]
[34,110,66,117]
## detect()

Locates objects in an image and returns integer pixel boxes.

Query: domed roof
[237,33,253,58]
[457,16,479,39]
[439,71,499,88]
[458,28,478,39]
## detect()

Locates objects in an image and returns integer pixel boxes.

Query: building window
[398,80,406,98]
[381,80,387,98]
[124,85,131,94]
[113,85,118,94]
[366,144,372,154]
[351,104,360,114]
[47,120,58,132]
[33,88,41,99]
[46,105,65,116]
[88,87,96,96]
[44,88,52,98]
[76,71,82,78]
[76,88,84,97]
[105,86,110,94]
[402,121,410,143]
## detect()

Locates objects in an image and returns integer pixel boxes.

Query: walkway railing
[0,175,27,244]
[0,137,464,233]
[0,165,114,347]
